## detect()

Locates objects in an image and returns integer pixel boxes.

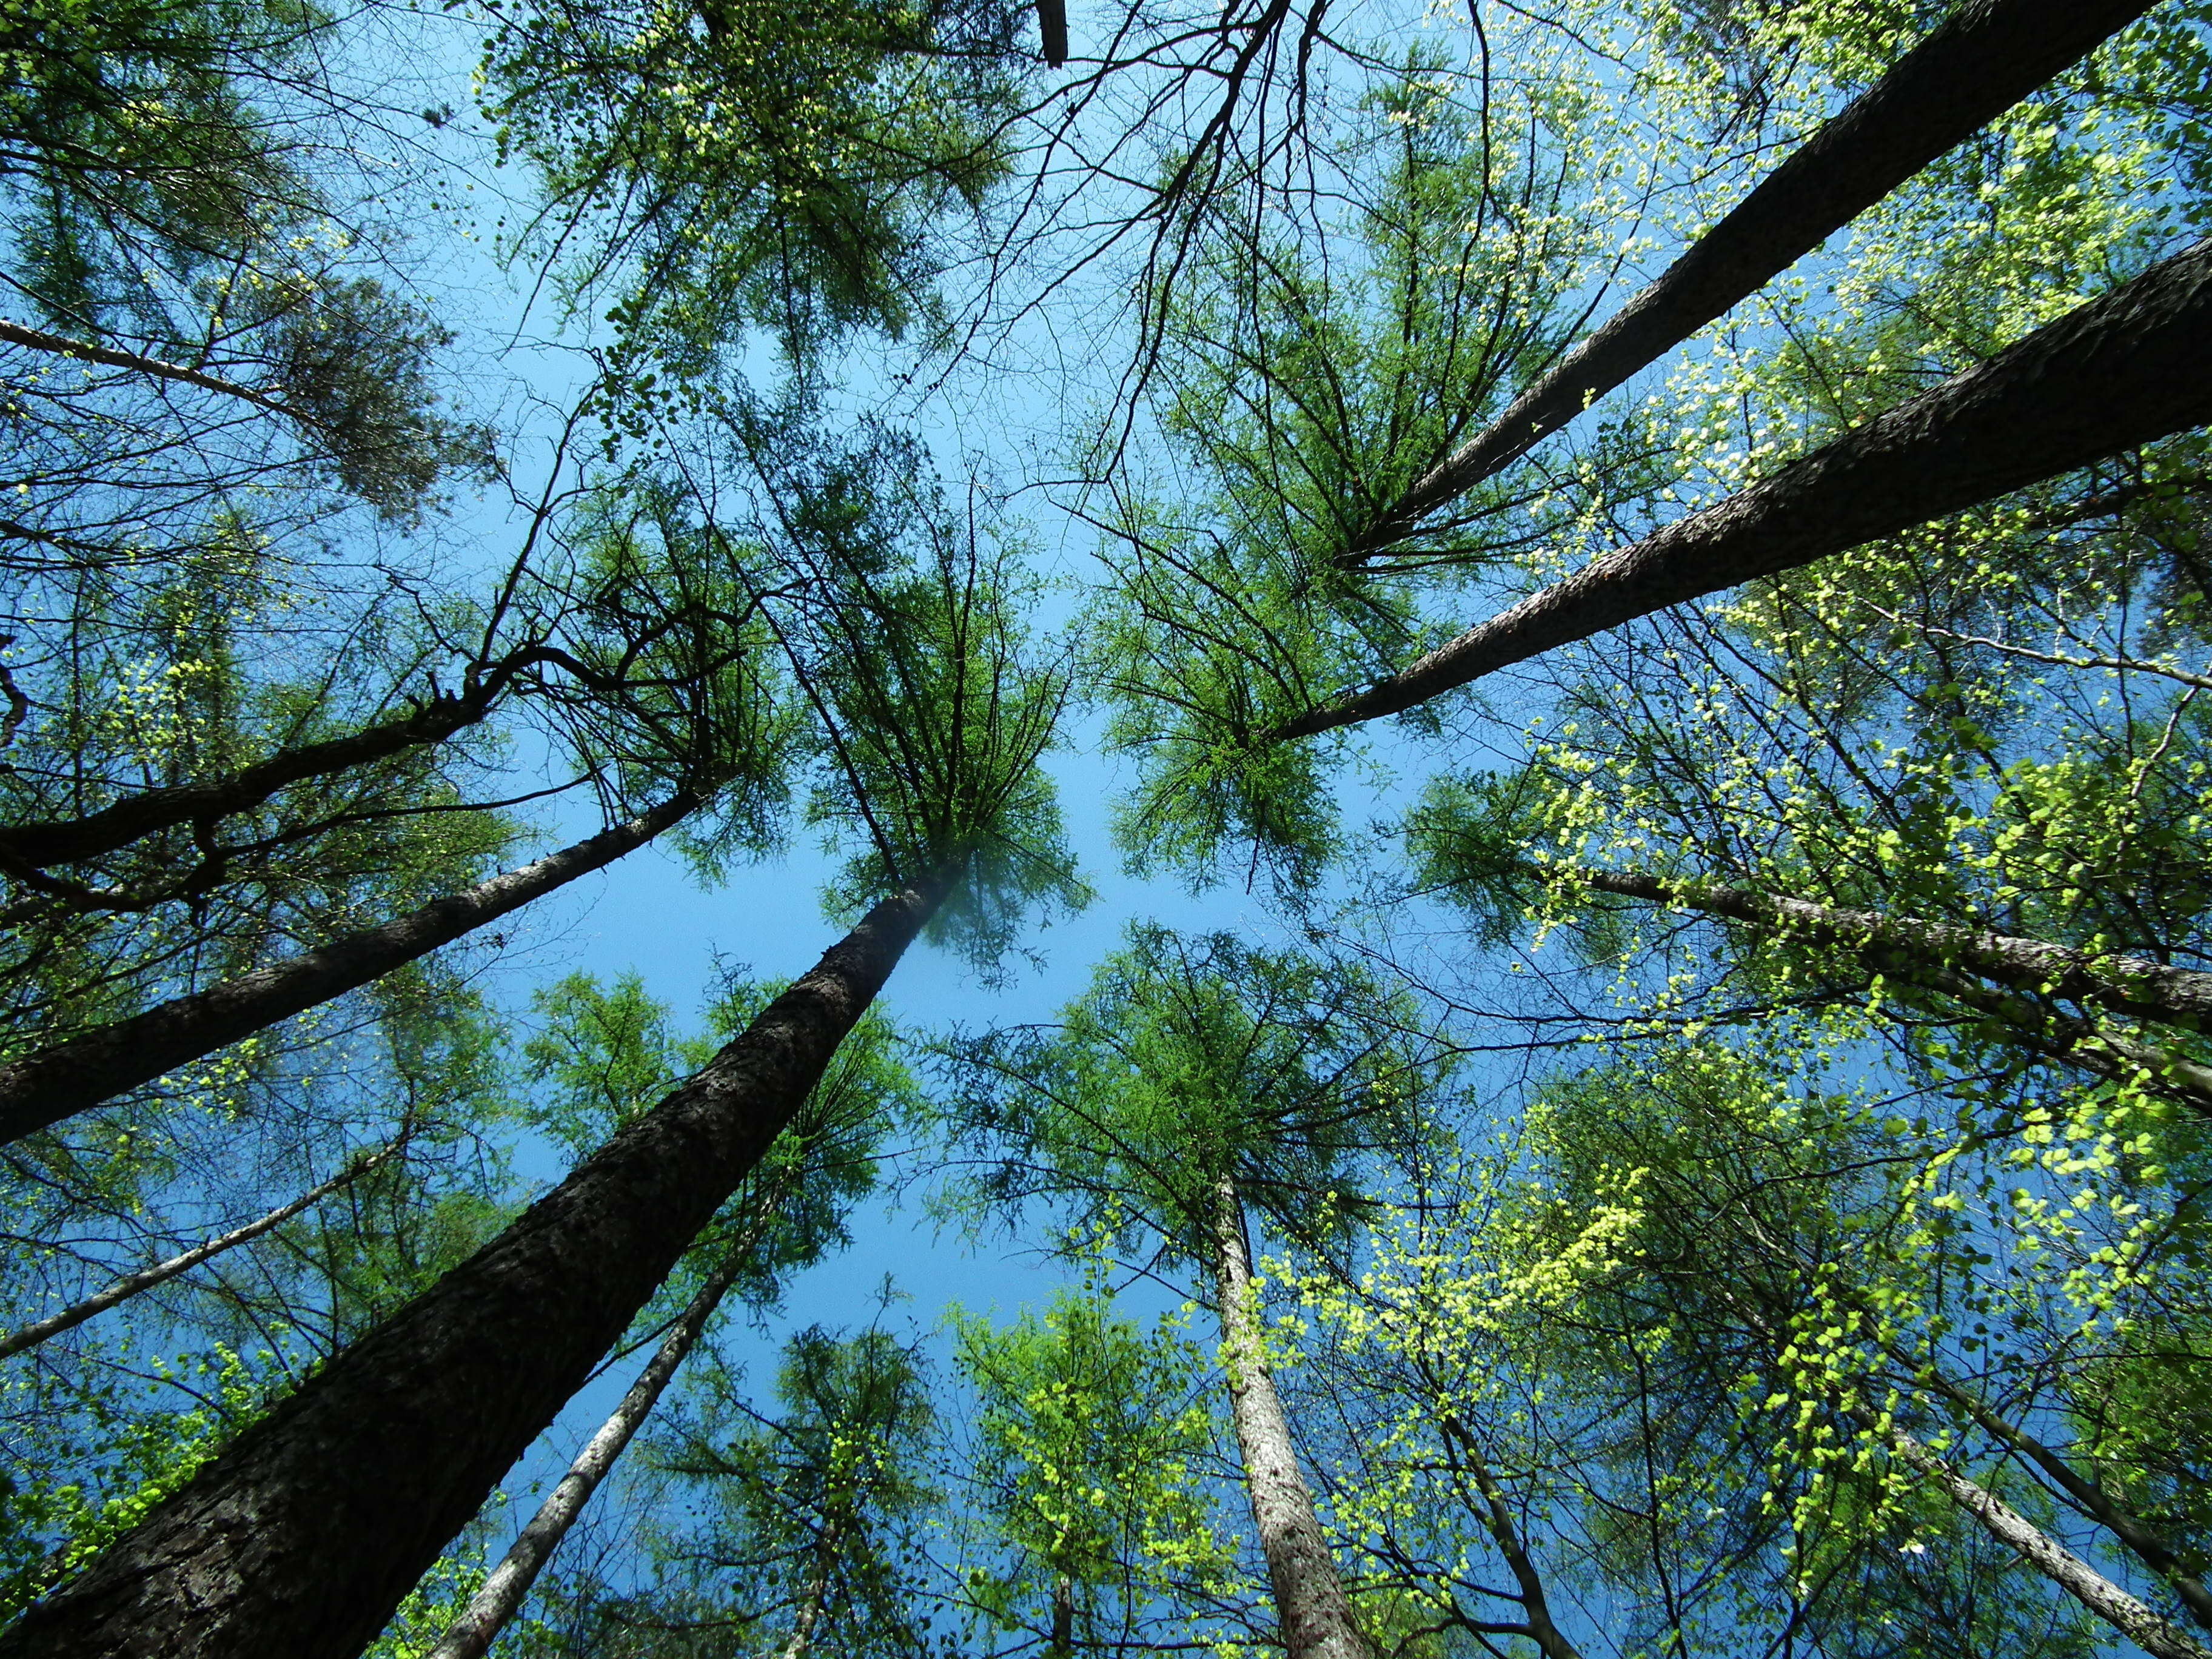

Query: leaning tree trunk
[1208,1173,1367,1659]
[0,647,561,872]
[0,791,700,1146]
[423,1218,767,1659]
[1339,0,2156,563]
[1561,866,2212,1031]
[0,868,954,1659]
[0,1133,407,1362]
[1869,1419,2212,1659]
[1276,236,2212,739]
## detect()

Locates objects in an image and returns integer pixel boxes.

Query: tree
[0,441,1079,1659]
[948,926,1447,1659]
[948,1282,1233,1658]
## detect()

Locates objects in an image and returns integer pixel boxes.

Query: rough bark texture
[1279,237,2212,739]
[1880,1426,2212,1659]
[424,1231,761,1659]
[0,1139,402,1361]
[1341,0,2157,563]
[1569,867,2212,1030]
[0,662,548,871]
[0,872,947,1659]
[1210,1174,1368,1659]
[0,793,698,1145]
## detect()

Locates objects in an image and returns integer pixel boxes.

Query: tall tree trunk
[0,791,700,1146]
[0,651,559,872]
[1905,1364,2212,1630]
[0,1134,406,1362]
[424,1203,773,1659]
[1869,1419,2212,1659]
[1050,1571,1074,1659]
[1276,237,2212,740]
[776,1520,842,1659]
[1434,1417,1583,1659]
[1340,0,2156,563]
[1561,866,2212,1031]
[0,867,953,1659]
[1208,1172,1367,1659]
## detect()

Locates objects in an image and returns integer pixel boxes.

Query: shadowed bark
[0,649,563,873]
[1278,237,2212,740]
[1341,0,2158,565]
[0,867,953,1659]
[1210,1173,1367,1659]
[0,793,700,1147]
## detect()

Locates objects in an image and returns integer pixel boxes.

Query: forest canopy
[2,1,2211,1656]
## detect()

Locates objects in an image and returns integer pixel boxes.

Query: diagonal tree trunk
[0,651,555,873]
[1339,0,2156,564]
[1433,1416,1583,1659]
[0,1133,407,1362]
[1866,1416,2212,1659]
[1904,1362,2212,1631]
[423,1180,783,1659]
[1558,866,2212,1031]
[1208,1171,1367,1659]
[0,865,954,1659]
[1276,236,2212,740]
[0,791,700,1147]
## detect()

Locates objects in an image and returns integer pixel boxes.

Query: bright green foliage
[945,924,1436,1272]
[646,1326,937,1659]
[478,0,1023,372]
[948,1284,1235,1651]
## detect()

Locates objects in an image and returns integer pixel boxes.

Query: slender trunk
[425,1223,766,1659]
[1872,1420,2212,1659]
[0,1135,406,1361]
[1566,866,2212,1031]
[1036,0,1067,67]
[1908,1367,2212,1630]
[0,318,299,424]
[0,792,699,1146]
[0,662,551,871]
[0,869,950,1659]
[1277,237,2212,740]
[1435,1418,1583,1659]
[776,1520,841,1659]
[1208,1173,1367,1659]
[1341,0,2156,563]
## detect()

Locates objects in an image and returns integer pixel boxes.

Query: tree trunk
[1874,1421,2212,1659]
[1276,236,2212,739]
[1564,866,2212,1031]
[0,317,301,425]
[0,867,952,1659]
[0,656,555,872]
[776,1520,841,1659]
[1435,1417,1583,1659]
[1050,1570,1074,1659]
[1906,1366,2212,1631]
[1208,1172,1367,1659]
[1340,0,2156,563]
[0,791,699,1146]
[424,1215,769,1659]
[0,1135,406,1362]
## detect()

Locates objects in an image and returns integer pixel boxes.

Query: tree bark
[0,657,554,872]
[0,867,951,1659]
[1208,1172,1367,1659]
[1435,1417,1583,1659]
[0,792,699,1146]
[0,318,301,426]
[1050,1571,1074,1659]
[1340,0,2156,563]
[1873,1420,2212,1659]
[1906,1366,2212,1631]
[0,1135,406,1362]
[424,1222,765,1659]
[776,1520,841,1659]
[1562,866,2212,1031]
[1276,236,2212,740]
